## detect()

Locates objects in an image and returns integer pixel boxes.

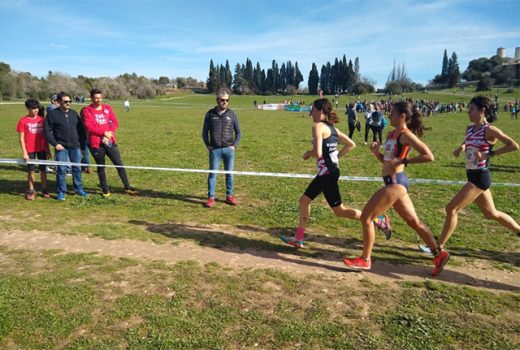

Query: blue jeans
[208,146,234,198]
[55,148,83,194]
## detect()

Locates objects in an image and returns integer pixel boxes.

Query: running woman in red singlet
[437,96,520,247]
[343,102,449,276]
[280,98,390,249]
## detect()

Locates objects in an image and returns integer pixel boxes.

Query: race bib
[465,147,478,170]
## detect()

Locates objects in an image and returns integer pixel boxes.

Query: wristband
[488,150,495,158]
[402,158,409,167]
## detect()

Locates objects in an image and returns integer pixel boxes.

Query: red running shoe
[225,195,238,205]
[432,249,450,277]
[343,256,371,270]
[205,197,215,208]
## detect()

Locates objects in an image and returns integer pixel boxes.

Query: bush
[476,77,494,91]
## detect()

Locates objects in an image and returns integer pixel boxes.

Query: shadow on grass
[129,220,519,292]
[103,185,208,205]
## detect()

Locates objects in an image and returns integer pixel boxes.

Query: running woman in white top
[437,95,520,248]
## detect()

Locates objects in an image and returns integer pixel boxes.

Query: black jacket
[44,108,86,149]
[202,108,241,148]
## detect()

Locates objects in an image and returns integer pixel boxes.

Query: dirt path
[0,229,518,292]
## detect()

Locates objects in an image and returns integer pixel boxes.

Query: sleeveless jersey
[316,123,339,176]
[383,128,411,161]
[464,124,491,170]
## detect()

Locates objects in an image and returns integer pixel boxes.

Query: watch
[402,158,409,167]
[488,150,495,158]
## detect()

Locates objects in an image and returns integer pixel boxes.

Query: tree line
[0,62,205,101]
[208,54,377,95]
[207,58,304,95]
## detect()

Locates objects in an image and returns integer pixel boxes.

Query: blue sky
[0,0,518,88]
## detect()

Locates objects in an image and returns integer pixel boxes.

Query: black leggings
[90,143,130,192]
[304,170,341,207]
[364,124,382,143]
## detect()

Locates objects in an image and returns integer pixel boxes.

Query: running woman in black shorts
[343,102,449,276]
[437,96,520,247]
[280,98,390,248]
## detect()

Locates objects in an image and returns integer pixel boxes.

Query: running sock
[295,227,305,241]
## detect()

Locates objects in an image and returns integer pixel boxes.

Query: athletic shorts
[27,152,47,172]
[466,169,491,190]
[383,172,409,191]
[304,170,342,207]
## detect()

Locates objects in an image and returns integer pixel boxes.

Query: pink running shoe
[375,214,392,240]
[280,235,304,249]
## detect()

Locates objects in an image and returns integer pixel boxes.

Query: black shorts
[383,172,410,191]
[466,169,491,190]
[304,170,342,207]
[27,152,47,172]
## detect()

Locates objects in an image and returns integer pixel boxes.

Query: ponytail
[392,101,429,137]
[408,109,426,137]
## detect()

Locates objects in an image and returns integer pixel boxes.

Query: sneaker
[374,214,392,240]
[25,191,36,201]
[41,190,50,198]
[205,197,215,208]
[75,189,88,197]
[124,186,139,195]
[225,195,238,205]
[343,256,371,270]
[280,235,304,248]
[56,192,65,201]
[102,191,111,198]
[432,249,450,277]
[419,244,433,255]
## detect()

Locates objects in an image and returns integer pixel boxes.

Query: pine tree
[441,49,449,84]
[207,59,217,93]
[447,52,460,88]
[294,62,303,90]
[308,63,319,95]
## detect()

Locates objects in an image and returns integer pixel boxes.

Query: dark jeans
[90,143,130,193]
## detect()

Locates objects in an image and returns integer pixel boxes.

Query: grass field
[0,89,519,349]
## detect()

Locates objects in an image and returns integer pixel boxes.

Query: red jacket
[81,104,119,148]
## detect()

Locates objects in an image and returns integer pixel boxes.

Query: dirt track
[0,229,518,293]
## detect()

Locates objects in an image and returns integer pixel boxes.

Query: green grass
[0,92,519,348]
[0,248,518,349]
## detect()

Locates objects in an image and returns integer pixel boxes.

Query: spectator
[17,98,49,200]
[44,92,88,200]
[124,99,130,112]
[202,90,241,208]
[82,89,138,197]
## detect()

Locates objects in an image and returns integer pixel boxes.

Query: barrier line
[1,158,519,187]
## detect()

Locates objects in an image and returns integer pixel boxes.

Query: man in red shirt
[82,88,138,197]
[16,99,49,200]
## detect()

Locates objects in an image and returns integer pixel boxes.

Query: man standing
[46,93,59,115]
[124,99,130,112]
[44,92,88,200]
[202,90,241,208]
[82,88,138,197]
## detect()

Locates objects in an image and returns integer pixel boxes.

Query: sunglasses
[61,100,72,104]
[219,99,229,103]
